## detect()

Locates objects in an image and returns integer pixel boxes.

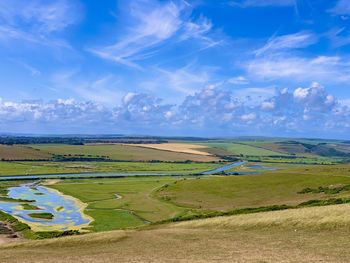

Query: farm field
[124,142,213,156]
[0,145,52,160]
[0,137,350,262]
[0,161,221,176]
[194,141,284,156]
[2,203,350,262]
[29,144,219,162]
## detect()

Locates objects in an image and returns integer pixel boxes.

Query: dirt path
[0,235,17,245]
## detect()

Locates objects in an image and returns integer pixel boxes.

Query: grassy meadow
[29,144,219,162]
[0,137,350,262]
[0,161,221,176]
[155,164,350,210]
[49,176,189,231]
[2,203,350,262]
[0,145,52,160]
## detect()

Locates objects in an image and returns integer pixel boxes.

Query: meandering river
[0,183,92,232]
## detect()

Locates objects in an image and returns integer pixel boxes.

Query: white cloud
[328,0,350,15]
[0,0,81,48]
[0,0,81,33]
[247,54,350,83]
[293,87,309,100]
[254,31,317,56]
[228,76,249,85]
[0,84,349,137]
[153,64,212,95]
[89,0,217,69]
[50,71,123,106]
[241,112,256,121]
[229,0,295,8]
[261,101,275,110]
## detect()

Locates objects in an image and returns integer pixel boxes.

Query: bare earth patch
[124,143,212,156]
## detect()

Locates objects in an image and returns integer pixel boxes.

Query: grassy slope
[195,142,283,156]
[156,164,350,210]
[50,177,189,231]
[47,164,350,230]
[30,144,219,162]
[2,204,350,262]
[0,161,221,176]
[0,145,52,160]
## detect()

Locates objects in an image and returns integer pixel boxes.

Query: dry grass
[125,143,213,156]
[172,203,350,230]
[2,204,350,262]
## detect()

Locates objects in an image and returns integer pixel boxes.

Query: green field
[195,141,284,156]
[0,145,52,160]
[29,144,219,162]
[0,161,221,176]
[0,138,350,262]
[155,164,350,210]
[38,163,350,231]
[50,177,189,231]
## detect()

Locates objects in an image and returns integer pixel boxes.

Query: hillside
[1,204,350,262]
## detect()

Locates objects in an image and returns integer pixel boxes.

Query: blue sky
[0,0,350,138]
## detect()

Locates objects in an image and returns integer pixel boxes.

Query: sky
[0,0,350,138]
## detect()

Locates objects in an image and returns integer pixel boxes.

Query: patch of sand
[41,179,61,186]
[0,235,19,245]
[125,143,212,156]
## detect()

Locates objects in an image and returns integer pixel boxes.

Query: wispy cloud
[89,0,218,69]
[254,31,317,56]
[50,70,123,106]
[325,27,350,48]
[247,54,350,82]
[229,0,295,8]
[328,0,350,15]
[0,0,82,48]
[9,59,41,76]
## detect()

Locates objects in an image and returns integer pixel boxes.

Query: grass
[155,164,350,211]
[2,204,350,262]
[0,161,222,176]
[28,213,54,220]
[195,141,284,156]
[21,204,41,210]
[0,145,52,161]
[46,163,350,231]
[86,210,144,231]
[49,176,190,231]
[29,144,219,162]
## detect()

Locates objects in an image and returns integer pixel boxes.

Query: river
[0,183,92,232]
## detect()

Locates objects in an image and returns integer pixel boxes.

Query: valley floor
[2,204,350,262]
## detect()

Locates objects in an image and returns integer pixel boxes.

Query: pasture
[194,141,287,156]
[155,164,350,210]
[0,145,52,160]
[2,203,350,262]
[29,144,219,162]
[50,176,189,231]
[0,161,221,176]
